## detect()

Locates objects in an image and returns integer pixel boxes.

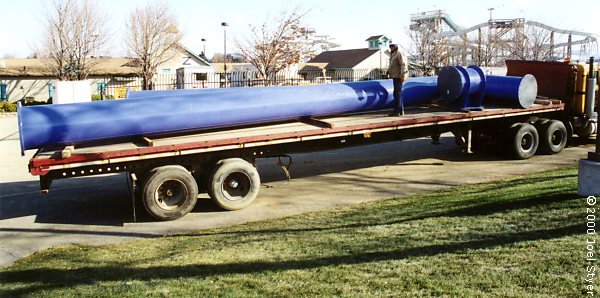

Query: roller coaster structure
[409,10,598,66]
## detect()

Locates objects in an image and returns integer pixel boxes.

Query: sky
[1,0,599,59]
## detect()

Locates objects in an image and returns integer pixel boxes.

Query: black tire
[509,123,539,159]
[142,165,198,221]
[208,158,260,211]
[538,120,567,154]
[576,122,596,140]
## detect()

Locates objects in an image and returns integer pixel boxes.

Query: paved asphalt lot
[0,113,594,266]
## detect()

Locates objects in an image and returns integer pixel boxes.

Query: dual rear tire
[538,120,567,155]
[509,120,567,159]
[140,158,260,221]
[142,166,198,221]
[208,158,261,211]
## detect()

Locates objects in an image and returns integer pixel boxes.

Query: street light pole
[379,41,382,68]
[221,22,229,87]
[378,41,383,79]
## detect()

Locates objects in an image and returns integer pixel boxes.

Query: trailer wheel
[208,158,260,211]
[538,120,567,154]
[509,123,539,159]
[576,121,596,140]
[142,165,198,221]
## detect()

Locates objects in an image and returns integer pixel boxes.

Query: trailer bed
[29,103,564,178]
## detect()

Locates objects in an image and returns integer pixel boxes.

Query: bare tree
[408,21,450,75]
[37,0,110,80]
[125,2,182,90]
[211,53,244,63]
[237,9,314,85]
[506,24,553,61]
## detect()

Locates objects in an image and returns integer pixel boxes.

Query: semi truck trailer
[21,60,598,221]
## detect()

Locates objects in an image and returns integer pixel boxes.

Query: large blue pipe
[18,77,439,154]
[401,76,439,104]
[437,66,537,109]
[484,74,537,108]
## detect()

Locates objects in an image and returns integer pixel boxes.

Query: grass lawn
[0,167,593,297]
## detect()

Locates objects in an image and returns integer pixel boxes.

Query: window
[162,68,171,74]
[195,73,207,81]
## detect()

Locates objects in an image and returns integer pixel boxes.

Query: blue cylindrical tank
[437,66,537,109]
[18,77,439,153]
[484,74,537,108]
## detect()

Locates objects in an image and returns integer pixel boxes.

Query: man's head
[389,44,398,52]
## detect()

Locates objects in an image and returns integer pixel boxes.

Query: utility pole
[221,22,229,87]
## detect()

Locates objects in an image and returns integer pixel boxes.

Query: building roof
[365,35,389,41]
[175,43,211,66]
[298,62,329,72]
[0,58,138,77]
[0,43,211,78]
[211,62,257,73]
[303,48,380,69]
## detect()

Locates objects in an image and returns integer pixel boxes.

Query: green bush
[0,101,17,112]
[91,94,115,101]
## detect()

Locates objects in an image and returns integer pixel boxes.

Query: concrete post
[578,57,600,196]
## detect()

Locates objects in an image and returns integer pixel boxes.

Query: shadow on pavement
[0,135,588,226]
[0,174,226,226]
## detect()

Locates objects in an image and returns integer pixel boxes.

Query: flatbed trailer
[27,101,568,220]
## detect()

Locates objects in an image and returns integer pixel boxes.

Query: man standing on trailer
[387,43,408,116]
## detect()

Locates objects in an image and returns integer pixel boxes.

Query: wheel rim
[221,172,251,201]
[551,129,564,146]
[521,132,534,152]
[154,179,188,211]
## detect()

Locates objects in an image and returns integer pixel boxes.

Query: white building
[299,35,392,82]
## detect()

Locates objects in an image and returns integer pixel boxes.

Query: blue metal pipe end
[437,66,465,100]
[485,74,537,108]
[514,74,537,108]
[437,65,486,110]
